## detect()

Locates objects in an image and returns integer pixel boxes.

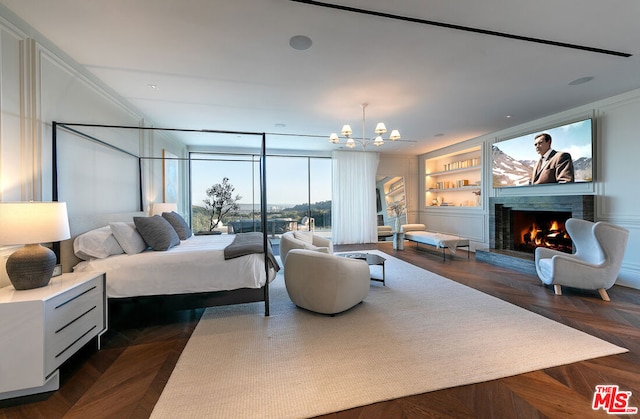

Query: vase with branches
[387,200,406,231]
[203,177,242,231]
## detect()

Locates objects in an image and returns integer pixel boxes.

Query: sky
[190,155,332,207]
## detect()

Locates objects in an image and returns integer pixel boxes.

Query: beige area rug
[151,251,626,419]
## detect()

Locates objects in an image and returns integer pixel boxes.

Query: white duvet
[73,234,277,298]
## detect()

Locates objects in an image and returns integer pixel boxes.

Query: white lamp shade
[373,136,384,146]
[374,122,387,135]
[151,202,178,215]
[389,129,401,140]
[329,133,340,143]
[341,125,352,136]
[0,202,70,245]
[345,138,355,148]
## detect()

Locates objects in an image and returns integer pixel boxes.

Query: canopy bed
[51,122,275,316]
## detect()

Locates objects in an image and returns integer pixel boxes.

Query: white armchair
[284,249,370,315]
[279,231,333,265]
[535,218,629,301]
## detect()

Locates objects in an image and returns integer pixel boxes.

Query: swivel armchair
[279,231,333,265]
[284,249,370,315]
[535,218,629,301]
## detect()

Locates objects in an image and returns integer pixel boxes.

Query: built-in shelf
[377,176,406,228]
[426,165,481,177]
[428,186,481,193]
[424,145,482,208]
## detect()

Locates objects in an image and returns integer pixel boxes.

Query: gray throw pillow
[133,215,180,251]
[162,211,192,240]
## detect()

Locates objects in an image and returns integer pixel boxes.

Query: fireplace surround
[477,195,595,274]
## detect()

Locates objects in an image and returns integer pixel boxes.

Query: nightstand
[0,271,107,400]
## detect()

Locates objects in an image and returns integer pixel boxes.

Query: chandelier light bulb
[374,122,387,135]
[389,129,401,141]
[341,125,352,137]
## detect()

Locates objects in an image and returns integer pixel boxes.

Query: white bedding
[73,234,277,298]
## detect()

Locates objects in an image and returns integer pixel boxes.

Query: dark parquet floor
[1,241,639,418]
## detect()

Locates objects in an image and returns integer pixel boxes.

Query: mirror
[376,176,406,231]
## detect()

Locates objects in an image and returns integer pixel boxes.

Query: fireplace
[512,210,572,253]
[477,195,595,274]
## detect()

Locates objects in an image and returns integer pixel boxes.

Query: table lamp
[0,202,70,290]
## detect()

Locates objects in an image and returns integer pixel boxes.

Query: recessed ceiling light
[569,76,594,86]
[434,133,444,137]
[289,35,312,51]
[275,123,286,128]
[148,84,159,90]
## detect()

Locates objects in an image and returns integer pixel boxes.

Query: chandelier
[329,103,400,149]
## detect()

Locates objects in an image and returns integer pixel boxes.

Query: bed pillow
[110,221,148,254]
[133,215,180,251]
[73,226,124,260]
[162,211,192,240]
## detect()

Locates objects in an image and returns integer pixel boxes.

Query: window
[189,153,331,236]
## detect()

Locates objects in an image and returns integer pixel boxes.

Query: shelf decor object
[329,103,400,149]
[0,201,70,290]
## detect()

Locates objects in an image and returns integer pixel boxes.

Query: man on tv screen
[531,133,575,184]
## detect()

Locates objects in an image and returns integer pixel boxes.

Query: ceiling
[2,0,639,155]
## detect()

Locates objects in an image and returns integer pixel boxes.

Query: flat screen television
[492,118,593,188]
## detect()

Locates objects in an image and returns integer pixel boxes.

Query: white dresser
[0,271,107,400]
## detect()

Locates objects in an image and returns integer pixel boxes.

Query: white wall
[0,12,186,287]
[596,94,640,288]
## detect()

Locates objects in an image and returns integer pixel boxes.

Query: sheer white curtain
[331,151,379,244]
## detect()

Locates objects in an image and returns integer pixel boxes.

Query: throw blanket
[224,232,280,272]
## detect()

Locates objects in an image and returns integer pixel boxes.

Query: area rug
[151,252,626,419]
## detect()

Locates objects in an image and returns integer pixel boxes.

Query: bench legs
[413,241,470,261]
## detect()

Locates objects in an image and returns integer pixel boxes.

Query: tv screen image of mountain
[492,118,593,188]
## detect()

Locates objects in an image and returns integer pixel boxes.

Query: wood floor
[2,241,639,418]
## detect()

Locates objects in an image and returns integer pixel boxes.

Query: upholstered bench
[401,224,469,261]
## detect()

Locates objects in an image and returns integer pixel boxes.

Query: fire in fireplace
[513,210,572,253]
[484,195,594,273]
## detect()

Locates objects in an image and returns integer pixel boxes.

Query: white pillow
[293,231,313,244]
[110,221,147,254]
[73,226,124,260]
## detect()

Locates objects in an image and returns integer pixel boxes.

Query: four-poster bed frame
[51,121,272,316]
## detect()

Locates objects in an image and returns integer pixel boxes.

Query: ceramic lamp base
[6,244,56,290]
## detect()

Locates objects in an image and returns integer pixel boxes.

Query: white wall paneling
[0,25,26,201]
